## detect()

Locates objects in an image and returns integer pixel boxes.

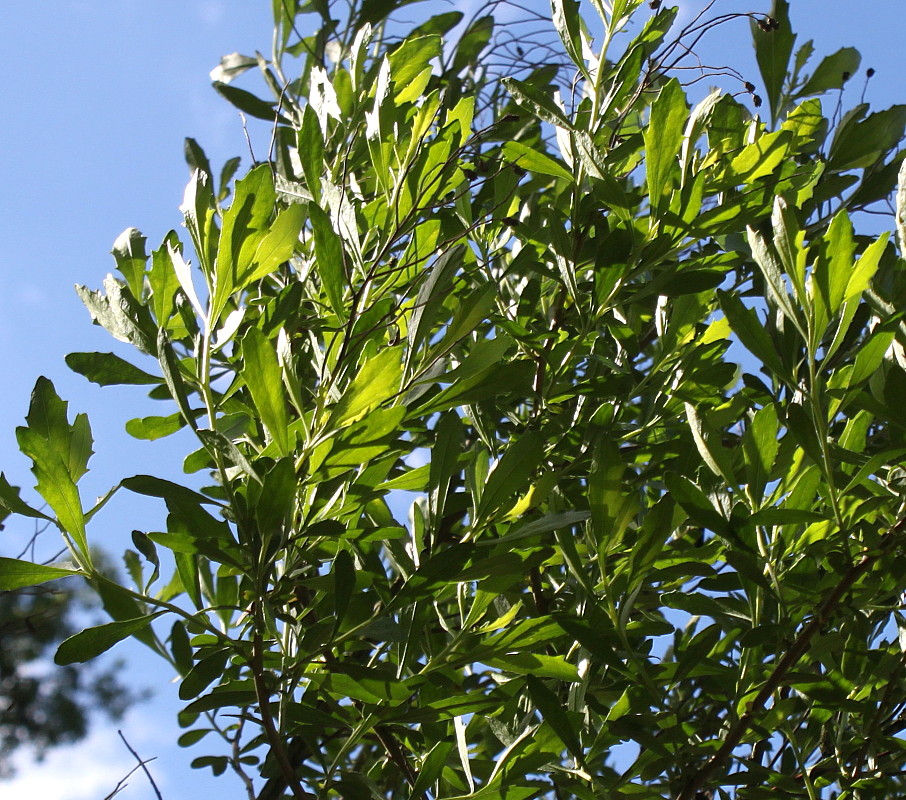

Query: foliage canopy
[4,1,906,798]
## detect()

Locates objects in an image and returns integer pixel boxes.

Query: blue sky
[1,1,904,798]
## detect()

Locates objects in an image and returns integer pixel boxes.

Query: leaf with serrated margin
[76,276,156,354]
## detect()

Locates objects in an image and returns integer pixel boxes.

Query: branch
[250,603,317,800]
[117,729,163,800]
[676,527,902,800]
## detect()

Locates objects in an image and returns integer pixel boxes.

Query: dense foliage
[3,0,906,798]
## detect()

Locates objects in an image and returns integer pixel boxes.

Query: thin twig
[676,526,902,800]
[103,761,147,800]
[117,729,163,800]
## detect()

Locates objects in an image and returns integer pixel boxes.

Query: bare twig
[117,729,163,800]
[103,761,147,800]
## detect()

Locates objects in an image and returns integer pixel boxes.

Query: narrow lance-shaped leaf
[297,103,324,202]
[240,202,306,287]
[66,352,161,387]
[328,347,402,430]
[212,164,276,324]
[551,0,585,75]
[241,327,291,456]
[55,613,165,665]
[502,141,574,182]
[0,557,82,591]
[308,201,347,317]
[644,78,687,211]
[474,431,544,526]
[751,0,795,125]
[157,328,198,431]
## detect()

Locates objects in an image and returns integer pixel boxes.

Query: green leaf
[241,327,290,456]
[55,613,163,665]
[796,47,861,97]
[240,202,306,287]
[157,328,198,431]
[644,78,687,209]
[451,15,493,74]
[0,557,82,590]
[717,290,788,380]
[664,472,729,536]
[179,649,230,700]
[0,473,53,521]
[149,231,183,328]
[551,0,584,74]
[526,676,584,763]
[845,233,889,303]
[328,347,401,429]
[213,164,276,323]
[213,82,277,120]
[297,104,324,201]
[414,360,534,416]
[746,227,806,340]
[132,530,160,588]
[125,413,186,440]
[16,378,91,555]
[110,227,148,299]
[742,403,780,495]
[484,653,581,682]
[503,77,571,129]
[122,475,221,508]
[483,511,590,547]
[815,211,854,318]
[475,431,543,525]
[829,105,906,171]
[898,157,906,255]
[170,620,193,674]
[184,137,213,179]
[388,34,441,103]
[196,429,259,480]
[66,352,161,387]
[406,247,462,363]
[502,141,573,182]
[428,283,496,360]
[308,201,347,317]
[751,0,795,124]
[76,276,156,355]
[332,549,355,630]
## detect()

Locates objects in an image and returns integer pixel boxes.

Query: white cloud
[5,725,137,800]
[197,0,226,25]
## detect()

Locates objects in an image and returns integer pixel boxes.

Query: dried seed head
[753,94,763,108]
[842,71,851,82]
[462,168,478,181]
[867,67,876,78]
[745,81,756,93]
[649,0,661,8]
